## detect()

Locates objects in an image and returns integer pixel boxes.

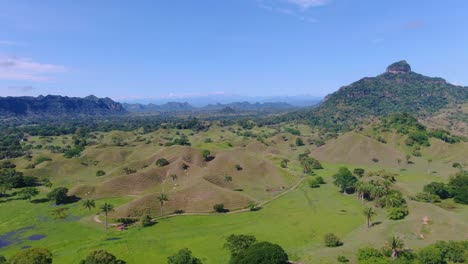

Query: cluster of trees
[333,168,409,221]
[0,161,38,194]
[415,170,468,204]
[356,238,467,264]
[298,152,323,174]
[224,234,289,264]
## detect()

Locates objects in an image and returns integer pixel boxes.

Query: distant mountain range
[0,95,126,117]
[122,101,296,113]
[295,61,468,129]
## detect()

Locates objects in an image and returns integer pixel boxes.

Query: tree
[141,214,153,227]
[213,203,226,213]
[96,170,106,176]
[230,242,288,264]
[362,207,376,228]
[388,236,405,260]
[353,168,365,178]
[80,250,126,264]
[324,233,342,247]
[0,255,5,264]
[82,199,96,211]
[333,167,357,194]
[18,187,39,200]
[202,150,212,161]
[167,248,202,264]
[224,234,257,258]
[9,248,52,264]
[100,203,114,230]
[157,193,169,216]
[156,158,170,167]
[295,137,304,146]
[47,187,68,205]
[423,182,451,199]
[418,246,443,264]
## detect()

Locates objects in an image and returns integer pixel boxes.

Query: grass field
[1,125,467,263]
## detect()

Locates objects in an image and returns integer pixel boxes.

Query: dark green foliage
[141,215,153,227]
[123,167,136,174]
[387,207,409,220]
[423,182,452,199]
[0,132,24,159]
[284,127,301,135]
[167,248,202,264]
[298,153,323,173]
[353,168,365,177]
[96,170,106,176]
[63,145,84,158]
[324,233,343,247]
[213,203,227,213]
[0,255,5,264]
[156,158,170,167]
[80,250,126,264]
[34,156,52,165]
[230,242,288,264]
[280,159,289,168]
[413,192,441,203]
[224,234,257,259]
[47,187,69,205]
[235,164,243,171]
[448,171,468,204]
[9,248,52,264]
[418,246,444,264]
[434,240,467,263]
[0,167,37,188]
[337,256,350,263]
[202,150,213,161]
[357,247,384,262]
[295,137,304,146]
[18,187,40,200]
[333,167,357,193]
[166,135,191,146]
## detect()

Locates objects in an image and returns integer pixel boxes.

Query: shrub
[423,182,451,199]
[235,164,243,171]
[324,233,342,247]
[413,192,441,203]
[155,158,170,167]
[357,247,383,262]
[315,176,325,184]
[202,150,213,161]
[337,255,349,263]
[9,248,53,264]
[213,204,226,213]
[224,234,257,258]
[204,138,213,143]
[137,215,152,228]
[295,137,304,146]
[96,170,106,177]
[47,187,69,205]
[353,168,365,177]
[418,246,444,264]
[308,179,320,188]
[280,159,289,168]
[123,167,136,174]
[387,207,409,220]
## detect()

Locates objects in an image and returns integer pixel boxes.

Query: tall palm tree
[82,199,96,211]
[100,203,114,230]
[157,193,169,216]
[362,207,376,228]
[388,236,405,260]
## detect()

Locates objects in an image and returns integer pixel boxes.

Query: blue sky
[0,0,467,101]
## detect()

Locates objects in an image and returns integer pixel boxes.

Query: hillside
[0,95,126,117]
[295,61,468,130]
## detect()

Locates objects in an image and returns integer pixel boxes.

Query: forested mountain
[0,95,126,117]
[288,61,468,130]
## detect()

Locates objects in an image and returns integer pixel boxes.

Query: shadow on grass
[372,221,382,227]
[31,198,49,204]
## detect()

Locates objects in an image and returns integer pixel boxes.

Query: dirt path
[92,174,306,225]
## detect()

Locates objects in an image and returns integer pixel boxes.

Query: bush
[96,170,106,177]
[80,250,126,264]
[213,204,227,213]
[337,255,349,263]
[235,164,243,171]
[353,168,365,177]
[202,150,213,161]
[423,182,452,199]
[280,159,289,168]
[295,137,304,146]
[230,242,288,264]
[413,192,441,203]
[315,176,325,184]
[224,234,257,258]
[387,207,409,220]
[418,246,444,264]
[141,215,153,227]
[167,248,202,264]
[9,248,52,264]
[434,240,467,263]
[357,247,383,262]
[155,158,170,167]
[308,179,320,188]
[324,233,342,247]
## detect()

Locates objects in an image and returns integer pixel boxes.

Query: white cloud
[0,55,66,81]
[286,0,331,9]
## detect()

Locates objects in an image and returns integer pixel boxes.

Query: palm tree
[82,199,96,211]
[388,236,405,260]
[100,203,114,230]
[157,193,169,216]
[362,207,376,228]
